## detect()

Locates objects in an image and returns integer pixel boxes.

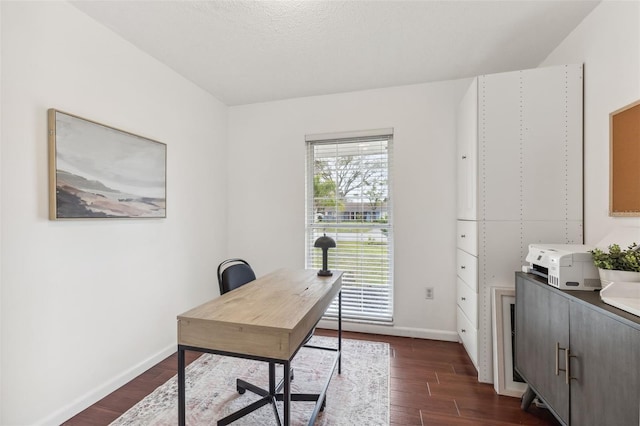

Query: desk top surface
[177,268,342,358]
[178,268,343,333]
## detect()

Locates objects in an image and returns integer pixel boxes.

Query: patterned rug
[110,337,390,425]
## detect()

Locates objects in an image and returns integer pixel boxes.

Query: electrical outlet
[425,287,434,299]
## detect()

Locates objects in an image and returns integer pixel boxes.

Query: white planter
[598,268,640,286]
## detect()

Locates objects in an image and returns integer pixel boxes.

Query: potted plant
[590,243,640,286]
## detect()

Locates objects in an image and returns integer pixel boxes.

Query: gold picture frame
[48,109,167,219]
[610,99,640,216]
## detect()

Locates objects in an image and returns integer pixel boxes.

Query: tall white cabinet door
[522,220,584,247]
[521,64,584,221]
[478,71,522,221]
[479,221,525,288]
[456,78,478,220]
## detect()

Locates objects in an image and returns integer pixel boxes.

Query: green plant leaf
[590,243,640,271]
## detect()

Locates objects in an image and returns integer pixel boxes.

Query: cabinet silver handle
[564,348,570,384]
[555,342,577,384]
[460,234,466,238]
[565,349,577,384]
[461,329,466,333]
[461,297,466,301]
[461,155,467,159]
[460,265,466,269]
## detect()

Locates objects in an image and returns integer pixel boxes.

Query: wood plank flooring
[63,329,559,425]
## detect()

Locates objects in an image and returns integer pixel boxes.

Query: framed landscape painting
[48,109,166,219]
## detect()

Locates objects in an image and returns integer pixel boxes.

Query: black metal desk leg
[338,290,342,374]
[178,347,186,426]
[283,360,291,425]
[269,362,281,426]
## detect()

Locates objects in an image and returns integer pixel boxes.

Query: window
[305,129,393,323]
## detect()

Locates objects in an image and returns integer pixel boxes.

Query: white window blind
[305,131,393,323]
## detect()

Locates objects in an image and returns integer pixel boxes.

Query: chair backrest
[217,258,256,295]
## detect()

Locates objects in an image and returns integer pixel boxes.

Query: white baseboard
[35,323,458,425]
[317,319,459,342]
[35,343,176,426]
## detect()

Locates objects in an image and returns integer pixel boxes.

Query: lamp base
[317,269,333,277]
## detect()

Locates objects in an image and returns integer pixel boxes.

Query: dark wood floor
[63,330,559,425]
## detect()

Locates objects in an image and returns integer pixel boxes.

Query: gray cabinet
[516,275,570,423]
[516,273,570,423]
[569,301,640,426]
[515,272,640,426]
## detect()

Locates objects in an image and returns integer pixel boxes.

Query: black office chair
[217,258,256,295]
[218,259,316,346]
[217,259,322,425]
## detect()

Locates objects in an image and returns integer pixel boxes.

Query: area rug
[110,336,389,425]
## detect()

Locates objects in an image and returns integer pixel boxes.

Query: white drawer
[456,277,478,328]
[457,306,478,368]
[456,220,478,256]
[456,248,478,291]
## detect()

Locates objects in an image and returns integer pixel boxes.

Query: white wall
[540,1,640,244]
[0,1,3,422]
[0,2,228,424]
[228,80,468,339]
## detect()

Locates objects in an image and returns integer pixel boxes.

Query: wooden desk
[177,268,343,425]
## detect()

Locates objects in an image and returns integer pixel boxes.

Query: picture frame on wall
[609,99,640,217]
[491,287,527,398]
[48,109,167,219]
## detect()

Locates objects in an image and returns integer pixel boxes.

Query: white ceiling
[71,0,600,106]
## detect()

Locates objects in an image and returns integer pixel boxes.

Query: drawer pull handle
[461,155,467,159]
[460,234,466,238]
[460,265,466,269]
[565,349,577,384]
[555,342,577,384]
[461,297,466,301]
[461,329,466,333]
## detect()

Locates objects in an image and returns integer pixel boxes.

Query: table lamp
[314,233,336,276]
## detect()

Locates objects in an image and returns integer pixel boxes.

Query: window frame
[305,129,394,324]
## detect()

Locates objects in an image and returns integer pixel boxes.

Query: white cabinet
[455,64,584,383]
[457,306,478,367]
[456,220,478,256]
[456,78,478,221]
[457,277,477,327]
[456,249,478,291]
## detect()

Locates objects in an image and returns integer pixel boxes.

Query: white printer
[525,244,601,290]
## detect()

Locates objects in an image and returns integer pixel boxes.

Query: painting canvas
[48,109,166,219]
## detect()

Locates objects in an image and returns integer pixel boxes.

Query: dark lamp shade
[314,234,336,249]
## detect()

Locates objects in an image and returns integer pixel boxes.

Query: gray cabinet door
[516,275,570,424]
[569,302,640,426]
